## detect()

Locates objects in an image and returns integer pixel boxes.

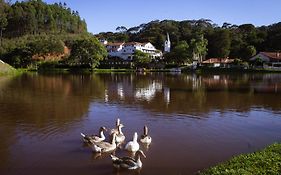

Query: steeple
[164,33,171,53]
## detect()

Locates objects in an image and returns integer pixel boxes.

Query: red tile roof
[106,42,124,46]
[260,52,281,60]
[123,42,143,46]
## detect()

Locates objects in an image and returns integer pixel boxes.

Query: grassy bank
[196,67,281,74]
[198,143,281,175]
[0,60,19,75]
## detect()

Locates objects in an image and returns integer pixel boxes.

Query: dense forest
[1,0,281,69]
[0,0,87,37]
[96,19,281,60]
[0,0,107,69]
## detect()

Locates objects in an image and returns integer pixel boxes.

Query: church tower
[164,33,171,53]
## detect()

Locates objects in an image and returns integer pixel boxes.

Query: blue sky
[43,0,281,34]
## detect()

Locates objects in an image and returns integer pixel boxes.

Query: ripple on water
[15,119,83,142]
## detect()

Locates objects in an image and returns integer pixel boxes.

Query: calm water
[0,72,281,175]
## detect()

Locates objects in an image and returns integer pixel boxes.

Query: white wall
[107,42,162,60]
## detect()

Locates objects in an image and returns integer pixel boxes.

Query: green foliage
[208,29,231,58]
[28,37,65,55]
[0,33,95,68]
[165,41,190,64]
[266,23,281,51]
[97,19,281,62]
[67,37,107,68]
[190,34,208,62]
[199,143,281,175]
[240,45,257,60]
[1,0,87,38]
[2,46,33,68]
[251,56,265,66]
[133,50,151,67]
[0,1,8,46]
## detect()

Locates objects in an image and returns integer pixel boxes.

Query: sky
[41,0,281,34]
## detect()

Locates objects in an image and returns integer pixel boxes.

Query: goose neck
[144,126,148,135]
[136,156,142,168]
[118,126,123,135]
[133,133,138,142]
[100,131,105,139]
[111,134,117,145]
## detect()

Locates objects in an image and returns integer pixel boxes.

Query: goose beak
[143,153,147,158]
[138,150,146,158]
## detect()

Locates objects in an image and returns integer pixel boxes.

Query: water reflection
[2,73,281,126]
[0,72,281,175]
[97,73,281,115]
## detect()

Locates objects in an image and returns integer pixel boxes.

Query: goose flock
[80,118,152,170]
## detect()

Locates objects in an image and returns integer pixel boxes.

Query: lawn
[0,60,17,75]
[198,143,281,175]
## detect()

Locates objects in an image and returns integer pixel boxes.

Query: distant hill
[1,0,87,38]
[0,60,16,75]
[0,0,98,69]
[96,19,281,60]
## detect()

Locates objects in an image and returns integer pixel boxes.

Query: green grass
[0,60,18,75]
[198,143,281,175]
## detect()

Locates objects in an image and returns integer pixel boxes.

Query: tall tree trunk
[0,29,2,47]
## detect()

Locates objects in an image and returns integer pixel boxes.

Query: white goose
[140,125,152,144]
[110,150,146,170]
[110,118,121,135]
[125,132,140,152]
[81,126,107,144]
[91,132,117,153]
[113,123,126,144]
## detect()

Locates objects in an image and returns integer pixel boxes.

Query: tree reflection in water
[0,72,281,175]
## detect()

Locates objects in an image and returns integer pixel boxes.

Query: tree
[266,22,281,51]
[208,29,231,58]
[0,3,8,46]
[2,46,33,68]
[116,26,127,33]
[133,50,151,67]
[165,41,190,65]
[190,34,208,62]
[240,45,256,60]
[222,22,232,29]
[2,0,87,37]
[67,37,107,68]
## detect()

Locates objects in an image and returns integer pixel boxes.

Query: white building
[164,33,171,53]
[250,52,281,69]
[105,42,162,60]
[99,39,108,45]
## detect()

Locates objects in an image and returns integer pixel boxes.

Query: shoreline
[198,143,281,175]
[36,67,281,74]
[2,66,281,76]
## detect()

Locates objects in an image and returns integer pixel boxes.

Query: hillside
[0,60,16,75]
[96,19,281,60]
[0,1,103,69]
[0,0,87,38]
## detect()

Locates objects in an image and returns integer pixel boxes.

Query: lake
[0,72,281,175]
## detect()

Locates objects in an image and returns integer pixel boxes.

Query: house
[250,52,281,69]
[105,42,162,60]
[106,42,125,58]
[99,39,108,45]
[202,58,235,68]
